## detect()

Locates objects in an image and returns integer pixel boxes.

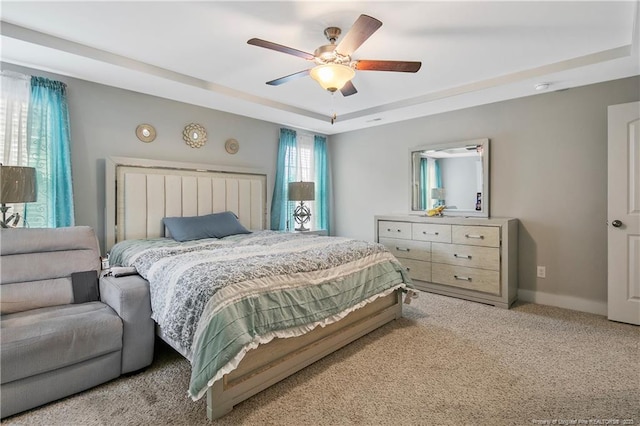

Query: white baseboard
[517,289,607,316]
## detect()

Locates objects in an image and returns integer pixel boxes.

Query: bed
[104,157,411,420]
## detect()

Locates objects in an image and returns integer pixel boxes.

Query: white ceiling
[1,1,638,135]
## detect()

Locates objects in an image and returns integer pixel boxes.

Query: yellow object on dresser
[426,205,446,216]
[376,215,518,308]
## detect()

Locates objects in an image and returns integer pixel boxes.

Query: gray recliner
[0,226,154,418]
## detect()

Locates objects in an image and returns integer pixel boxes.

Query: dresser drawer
[452,225,500,247]
[399,258,431,282]
[431,243,500,271]
[379,238,431,261]
[431,263,500,295]
[378,221,411,240]
[412,223,451,243]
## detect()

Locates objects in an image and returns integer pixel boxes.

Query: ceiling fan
[247,14,422,97]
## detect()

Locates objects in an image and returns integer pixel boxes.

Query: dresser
[375,215,518,308]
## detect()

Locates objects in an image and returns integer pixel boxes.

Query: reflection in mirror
[410,139,489,217]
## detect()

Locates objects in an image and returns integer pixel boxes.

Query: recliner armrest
[99,274,154,373]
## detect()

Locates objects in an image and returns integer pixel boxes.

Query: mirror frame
[409,138,490,218]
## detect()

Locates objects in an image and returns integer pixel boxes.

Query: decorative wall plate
[183,123,207,148]
[225,138,239,154]
[136,124,156,143]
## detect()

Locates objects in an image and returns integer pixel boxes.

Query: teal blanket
[110,231,410,400]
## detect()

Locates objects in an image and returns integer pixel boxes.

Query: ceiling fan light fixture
[310,64,355,92]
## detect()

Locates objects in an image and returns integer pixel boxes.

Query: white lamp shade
[431,187,446,200]
[288,181,315,201]
[309,64,355,92]
[0,166,37,203]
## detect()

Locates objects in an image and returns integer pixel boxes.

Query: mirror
[410,138,490,217]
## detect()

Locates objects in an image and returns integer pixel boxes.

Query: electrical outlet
[537,266,546,278]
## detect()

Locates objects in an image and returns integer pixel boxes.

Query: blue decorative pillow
[163,211,251,242]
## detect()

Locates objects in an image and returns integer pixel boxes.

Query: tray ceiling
[1,1,638,135]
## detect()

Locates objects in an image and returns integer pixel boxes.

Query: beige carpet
[3,292,639,425]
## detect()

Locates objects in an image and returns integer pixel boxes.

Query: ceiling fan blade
[355,60,422,73]
[248,38,315,61]
[336,14,382,56]
[340,80,358,97]
[266,69,311,86]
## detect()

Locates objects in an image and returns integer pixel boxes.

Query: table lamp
[431,187,446,207]
[288,181,315,231]
[0,165,37,228]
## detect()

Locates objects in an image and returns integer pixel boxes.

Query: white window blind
[1,71,31,222]
[1,71,30,166]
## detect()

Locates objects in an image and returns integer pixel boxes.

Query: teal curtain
[270,128,297,230]
[434,159,443,206]
[419,158,428,210]
[314,135,329,233]
[24,77,74,227]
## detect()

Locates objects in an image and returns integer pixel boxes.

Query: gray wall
[2,63,282,253]
[330,76,640,314]
[5,60,639,314]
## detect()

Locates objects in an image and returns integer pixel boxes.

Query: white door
[608,101,640,325]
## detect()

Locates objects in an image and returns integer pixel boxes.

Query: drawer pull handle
[465,234,484,239]
[454,275,472,281]
[387,228,402,233]
[396,247,410,252]
[454,254,472,259]
[422,231,439,235]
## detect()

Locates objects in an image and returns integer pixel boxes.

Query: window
[0,72,74,227]
[1,72,30,165]
[270,128,329,233]
[0,72,31,222]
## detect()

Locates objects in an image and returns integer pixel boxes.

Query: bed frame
[104,157,404,420]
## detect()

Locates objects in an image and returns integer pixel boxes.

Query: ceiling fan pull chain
[330,92,337,125]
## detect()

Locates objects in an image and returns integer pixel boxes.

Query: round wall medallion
[225,138,239,154]
[183,123,207,148]
[136,124,156,143]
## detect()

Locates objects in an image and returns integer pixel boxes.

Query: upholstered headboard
[105,157,267,250]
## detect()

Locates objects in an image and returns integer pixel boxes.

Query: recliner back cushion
[0,226,101,314]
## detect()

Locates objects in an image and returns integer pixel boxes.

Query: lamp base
[1,204,10,228]
[293,201,312,232]
[0,204,22,228]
